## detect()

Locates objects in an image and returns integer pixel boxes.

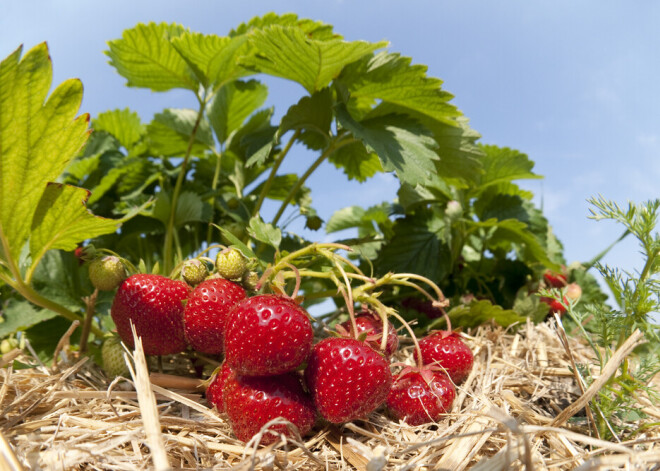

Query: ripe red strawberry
[387,367,455,425]
[224,372,316,444]
[419,331,474,384]
[111,274,190,355]
[336,309,399,358]
[224,295,313,376]
[543,269,567,288]
[183,278,246,354]
[304,337,392,423]
[540,296,567,314]
[206,361,233,413]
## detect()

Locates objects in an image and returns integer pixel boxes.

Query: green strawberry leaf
[208,79,268,144]
[214,224,257,260]
[327,140,383,182]
[146,108,214,157]
[0,299,58,338]
[29,184,122,266]
[336,105,439,187]
[241,25,385,94]
[170,32,250,90]
[477,144,542,190]
[376,212,452,281]
[248,216,282,249]
[92,108,145,152]
[106,22,198,92]
[152,191,208,227]
[467,218,559,270]
[250,174,311,207]
[279,88,333,150]
[231,13,336,39]
[0,44,90,263]
[339,51,461,126]
[436,299,527,329]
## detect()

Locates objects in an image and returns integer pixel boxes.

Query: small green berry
[216,248,248,280]
[242,271,260,291]
[102,336,130,377]
[89,256,127,291]
[182,259,209,286]
[1,338,19,354]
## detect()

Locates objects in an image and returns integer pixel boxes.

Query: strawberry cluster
[96,246,475,445]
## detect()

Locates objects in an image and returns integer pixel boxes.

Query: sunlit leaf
[106,22,198,92]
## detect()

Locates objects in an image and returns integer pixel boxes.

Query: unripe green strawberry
[1,338,19,354]
[102,336,130,377]
[181,259,209,286]
[89,255,127,291]
[241,271,260,291]
[215,248,248,280]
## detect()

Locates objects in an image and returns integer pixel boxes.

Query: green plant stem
[271,135,356,226]
[0,272,103,337]
[163,96,207,274]
[252,129,301,219]
[206,148,224,245]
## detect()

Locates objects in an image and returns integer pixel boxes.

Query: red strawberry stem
[333,261,359,338]
[369,298,424,369]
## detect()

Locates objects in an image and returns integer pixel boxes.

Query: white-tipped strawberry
[88,255,127,291]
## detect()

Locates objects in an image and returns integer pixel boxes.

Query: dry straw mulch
[1,319,660,470]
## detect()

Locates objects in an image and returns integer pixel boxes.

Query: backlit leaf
[242,25,385,94]
[208,80,268,144]
[92,108,145,151]
[29,183,121,264]
[0,44,90,262]
[106,22,198,92]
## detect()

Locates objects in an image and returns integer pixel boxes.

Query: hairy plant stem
[252,129,301,219]
[271,134,356,226]
[163,96,207,274]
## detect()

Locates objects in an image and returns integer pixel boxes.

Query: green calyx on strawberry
[101,335,130,377]
[215,248,248,280]
[224,294,313,376]
[387,365,455,426]
[304,337,392,424]
[111,274,190,356]
[418,331,474,384]
[88,255,127,291]
[184,278,246,355]
[335,308,399,358]
[224,371,316,444]
[181,259,209,286]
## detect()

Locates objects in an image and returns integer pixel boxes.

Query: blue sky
[2,1,659,287]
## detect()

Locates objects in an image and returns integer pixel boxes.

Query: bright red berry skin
[387,369,455,426]
[540,296,567,314]
[543,270,567,288]
[224,295,313,376]
[304,338,393,424]
[206,361,233,413]
[111,274,190,355]
[419,332,474,384]
[224,372,316,444]
[184,278,246,354]
[337,311,399,358]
